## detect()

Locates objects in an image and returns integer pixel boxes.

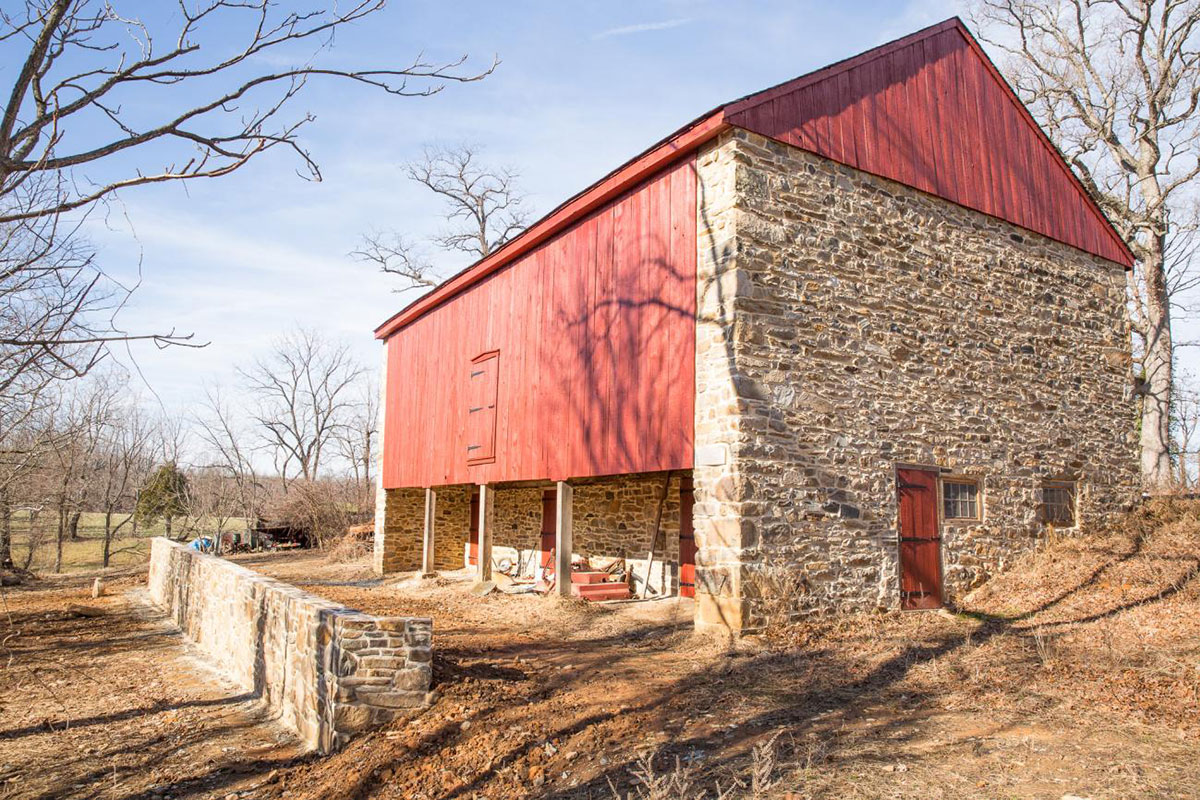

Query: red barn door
[897,468,943,609]
[679,478,696,598]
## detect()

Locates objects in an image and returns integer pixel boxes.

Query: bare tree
[1172,370,1200,488]
[354,144,530,290]
[44,373,120,571]
[335,377,379,515]
[96,402,154,566]
[0,411,49,571]
[240,329,365,486]
[194,386,266,539]
[972,0,1200,490]
[0,1,493,407]
[182,467,242,554]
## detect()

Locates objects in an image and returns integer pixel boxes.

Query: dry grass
[10,500,1200,799]
[6,511,249,574]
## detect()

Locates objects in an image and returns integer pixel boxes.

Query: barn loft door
[466,351,499,465]
[897,467,943,610]
[679,477,696,598]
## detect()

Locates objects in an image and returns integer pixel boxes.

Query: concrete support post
[421,487,436,576]
[476,484,493,582]
[555,481,573,597]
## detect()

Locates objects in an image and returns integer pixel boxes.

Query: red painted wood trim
[375,113,730,340]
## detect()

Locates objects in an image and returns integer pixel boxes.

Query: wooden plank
[376,112,729,339]
[725,20,1133,268]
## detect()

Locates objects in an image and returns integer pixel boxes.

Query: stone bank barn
[373,18,1139,632]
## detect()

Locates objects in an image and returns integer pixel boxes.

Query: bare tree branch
[351,231,439,292]
[0,1,494,419]
[238,328,365,487]
[356,143,530,292]
[972,0,1200,490]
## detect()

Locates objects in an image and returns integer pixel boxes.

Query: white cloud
[592,18,693,40]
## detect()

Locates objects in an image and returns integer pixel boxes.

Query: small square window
[1040,482,1076,527]
[942,480,979,520]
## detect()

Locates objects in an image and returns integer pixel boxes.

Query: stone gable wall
[693,128,1139,630]
[149,538,432,753]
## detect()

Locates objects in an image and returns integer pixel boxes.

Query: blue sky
[81,0,1184,425]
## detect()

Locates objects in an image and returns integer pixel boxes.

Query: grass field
[6,510,249,574]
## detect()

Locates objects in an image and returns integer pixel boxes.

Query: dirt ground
[0,569,305,800]
[4,500,1200,799]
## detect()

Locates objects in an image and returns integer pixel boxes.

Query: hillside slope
[956,498,1200,735]
[255,501,1200,799]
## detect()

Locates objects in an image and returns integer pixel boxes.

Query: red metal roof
[375,17,1133,340]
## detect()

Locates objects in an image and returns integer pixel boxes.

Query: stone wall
[573,472,682,565]
[376,486,474,573]
[375,472,685,593]
[148,538,432,752]
[693,128,1140,630]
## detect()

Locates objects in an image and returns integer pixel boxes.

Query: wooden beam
[421,487,436,576]
[477,484,493,582]
[555,481,573,597]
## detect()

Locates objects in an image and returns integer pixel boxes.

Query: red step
[570,571,609,584]
[572,582,631,601]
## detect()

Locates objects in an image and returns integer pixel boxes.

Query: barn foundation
[374,471,689,598]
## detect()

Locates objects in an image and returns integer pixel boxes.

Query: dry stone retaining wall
[148,537,432,753]
[692,128,1140,630]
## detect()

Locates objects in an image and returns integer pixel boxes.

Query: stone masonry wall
[573,472,682,565]
[376,485,473,573]
[149,538,432,753]
[376,472,684,591]
[693,128,1140,630]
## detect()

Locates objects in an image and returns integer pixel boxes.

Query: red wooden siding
[381,160,697,489]
[725,20,1132,267]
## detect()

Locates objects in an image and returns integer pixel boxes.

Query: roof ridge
[724,17,961,117]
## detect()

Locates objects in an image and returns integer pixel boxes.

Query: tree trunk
[21,509,39,570]
[0,491,12,570]
[55,504,65,573]
[103,510,113,568]
[1140,240,1174,493]
[165,515,174,540]
[67,510,82,541]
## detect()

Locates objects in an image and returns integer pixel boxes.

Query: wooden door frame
[893,463,945,609]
